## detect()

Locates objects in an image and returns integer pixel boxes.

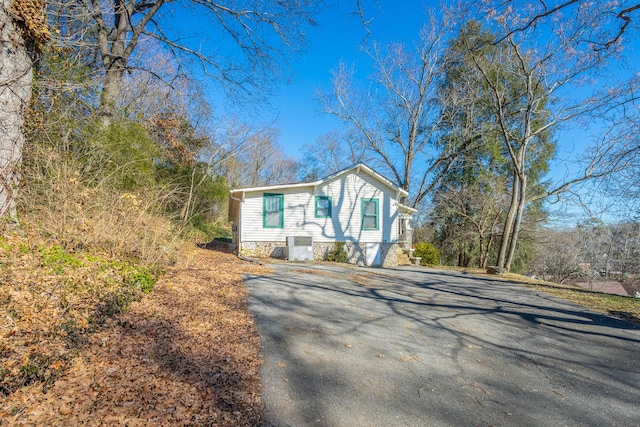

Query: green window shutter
[315,196,332,218]
[361,198,379,230]
[264,193,284,228]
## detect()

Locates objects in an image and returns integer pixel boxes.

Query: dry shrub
[1,246,268,424]
[0,231,153,397]
[1,130,238,405]
[1,144,193,398]
[19,145,182,266]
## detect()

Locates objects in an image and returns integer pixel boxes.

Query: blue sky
[241,1,436,159]
[226,0,639,165]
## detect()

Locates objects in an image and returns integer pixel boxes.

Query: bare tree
[595,117,640,211]
[298,130,368,181]
[0,0,47,223]
[458,1,640,271]
[48,0,321,127]
[432,179,507,268]
[216,121,297,188]
[493,0,640,51]
[319,12,476,208]
[608,221,640,278]
[530,228,582,283]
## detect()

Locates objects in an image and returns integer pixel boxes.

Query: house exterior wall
[238,170,400,246]
[233,168,409,267]
[240,241,399,267]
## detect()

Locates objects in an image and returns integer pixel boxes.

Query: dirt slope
[1,247,269,426]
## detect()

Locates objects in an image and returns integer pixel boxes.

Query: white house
[228,163,417,267]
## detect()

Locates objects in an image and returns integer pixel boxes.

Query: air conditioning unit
[285,236,313,261]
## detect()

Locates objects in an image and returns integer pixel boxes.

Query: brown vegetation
[496,271,640,324]
[1,242,269,426]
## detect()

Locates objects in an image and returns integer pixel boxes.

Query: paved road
[244,263,640,427]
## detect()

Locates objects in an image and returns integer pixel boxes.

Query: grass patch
[0,233,162,397]
[514,278,640,324]
[482,271,640,324]
[420,265,640,324]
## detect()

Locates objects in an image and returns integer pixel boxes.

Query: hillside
[1,242,267,426]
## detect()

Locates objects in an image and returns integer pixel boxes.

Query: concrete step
[397,253,412,266]
[396,247,420,266]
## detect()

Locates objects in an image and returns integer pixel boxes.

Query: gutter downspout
[230,191,243,255]
[229,191,243,203]
[394,190,401,245]
[230,190,263,264]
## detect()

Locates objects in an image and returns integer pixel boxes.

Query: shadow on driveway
[245,263,640,427]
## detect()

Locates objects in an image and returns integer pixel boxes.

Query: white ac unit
[285,236,313,261]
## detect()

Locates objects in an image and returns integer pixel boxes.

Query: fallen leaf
[58,404,72,415]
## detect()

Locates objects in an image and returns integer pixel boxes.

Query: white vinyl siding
[239,170,399,244]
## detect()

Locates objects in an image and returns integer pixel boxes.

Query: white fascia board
[398,202,417,213]
[229,162,409,197]
[230,182,315,194]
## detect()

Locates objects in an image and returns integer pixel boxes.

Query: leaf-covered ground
[1,241,269,426]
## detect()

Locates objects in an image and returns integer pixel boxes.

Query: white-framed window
[361,198,379,230]
[263,193,284,228]
[315,196,332,218]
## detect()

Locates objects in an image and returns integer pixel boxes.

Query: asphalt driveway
[244,262,640,427]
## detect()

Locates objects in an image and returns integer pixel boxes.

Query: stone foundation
[242,241,399,267]
[343,242,398,267]
[344,242,366,266]
[240,241,286,258]
[379,243,398,268]
[313,242,336,261]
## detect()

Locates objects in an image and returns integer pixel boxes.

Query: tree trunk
[478,233,484,268]
[182,166,197,225]
[96,0,131,128]
[481,232,495,269]
[0,0,32,224]
[482,216,500,269]
[97,65,125,127]
[496,170,520,269]
[505,174,527,271]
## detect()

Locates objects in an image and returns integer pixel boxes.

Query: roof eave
[230,181,316,194]
[229,162,410,197]
[398,202,418,214]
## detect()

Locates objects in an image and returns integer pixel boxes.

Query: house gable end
[318,163,407,198]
